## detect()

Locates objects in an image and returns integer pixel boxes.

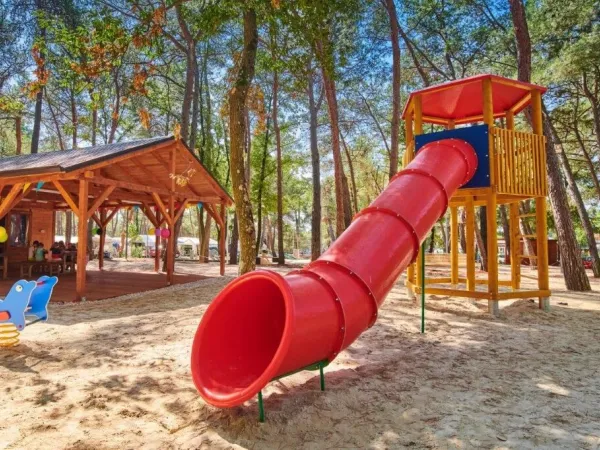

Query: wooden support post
[403,114,414,167]
[408,95,424,300]
[509,202,521,290]
[99,208,106,270]
[482,77,495,186]
[506,110,515,131]
[482,77,499,315]
[486,193,499,315]
[0,184,24,220]
[76,179,89,301]
[166,148,176,285]
[450,206,459,285]
[155,210,161,273]
[465,197,475,292]
[219,203,226,276]
[531,89,550,310]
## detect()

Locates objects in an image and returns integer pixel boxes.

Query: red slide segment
[191,138,477,407]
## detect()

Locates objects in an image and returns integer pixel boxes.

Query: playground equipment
[401,74,550,315]
[0,276,57,347]
[190,74,550,416]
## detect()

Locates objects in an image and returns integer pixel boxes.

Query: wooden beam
[173,199,189,224]
[204,202,224,229]
[140,202,159,227]
[76,179,89,301]
[0,183,35,219]
[166,147,176,285]
[129,158,171,190]
[91,213,102,227]
[152,193,172,227]
[90,176,171,198]
[154,209,161,272]
[0,184,24,220]
[87,185,115,219]
[102,207,120,227]
[53,180,80,216]
[110,161,149,187]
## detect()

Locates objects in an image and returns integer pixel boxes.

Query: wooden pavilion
[0,136,232,301]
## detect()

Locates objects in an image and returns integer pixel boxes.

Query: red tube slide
[191,138,477,407]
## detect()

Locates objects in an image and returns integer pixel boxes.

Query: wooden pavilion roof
[0,136,232,213]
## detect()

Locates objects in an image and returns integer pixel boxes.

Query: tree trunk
[308,65,322,261]
[181,45,196,143]
[499,205,510,264]
[228,9,258,274]
[190,58,200,152]
[428,227,435,253]
[15,117,22,155]
[201,213,212,263]
[65,212,72,244]
[459,208,467,253]
[108,69,120,144]
[229,212,239,264]
[478,207,488,271]
[255,111,271,255]
[317,38,352,234]
[70,88,78,149]
[31,3,45,155]
[475,223,488,272]
[46,90,65,151]
[89,88,97,146]
[573,119,600,200]
[556,128,600,277]
[273,66,285,266]
[509,0,590,290]
[543,117,590,289]
[384,0,401,179]
[341,133,358,214]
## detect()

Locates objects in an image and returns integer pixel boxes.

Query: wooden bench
[19,260,64,278]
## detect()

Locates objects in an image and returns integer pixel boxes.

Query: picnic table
[20,259,64,278]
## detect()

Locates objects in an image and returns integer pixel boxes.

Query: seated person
[50,242,63,259]
[28,241,39,261]
[35,242,47,262]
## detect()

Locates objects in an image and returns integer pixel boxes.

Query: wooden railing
[492,127,547,197]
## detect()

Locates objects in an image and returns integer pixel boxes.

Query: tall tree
[229,8,258,274]
[508,0,590,290]
[380,0,401,179]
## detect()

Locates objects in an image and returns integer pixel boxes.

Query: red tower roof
[402,74,547,125]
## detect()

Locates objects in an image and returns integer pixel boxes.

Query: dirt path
[1,263,599,449]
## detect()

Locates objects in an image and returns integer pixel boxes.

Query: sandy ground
[1,261,599,450]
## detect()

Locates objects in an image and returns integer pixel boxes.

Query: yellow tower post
[413,95,424,299]
[450,206,459,285]
[482,78,499,315]
[465,198,476,292]
[531,89,550,310]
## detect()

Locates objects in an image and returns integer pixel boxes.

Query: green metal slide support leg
[319,362,325,391]
[258,391,265,423]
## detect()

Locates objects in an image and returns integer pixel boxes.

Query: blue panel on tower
[415,124,490,189]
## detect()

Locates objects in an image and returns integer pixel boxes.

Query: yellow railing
[493,127,547,197]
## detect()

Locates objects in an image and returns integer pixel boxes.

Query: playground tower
[402,74,550,314]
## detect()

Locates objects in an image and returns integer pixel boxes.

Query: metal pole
[319,362,325,391]
[421,242,425,333]
[258,391,265,423]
